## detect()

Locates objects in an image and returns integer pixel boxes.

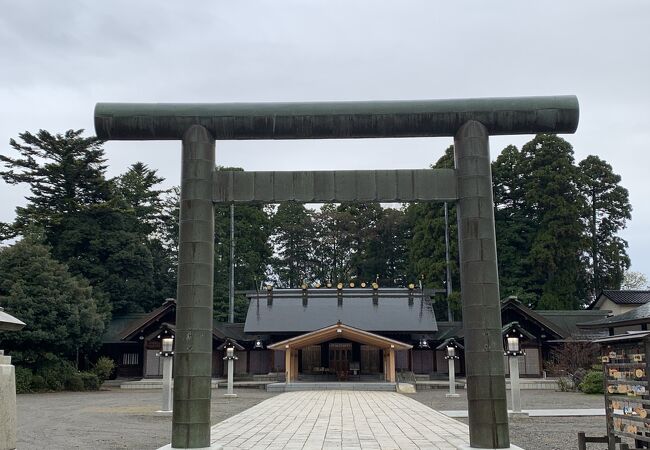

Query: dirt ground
[16,387,611,450]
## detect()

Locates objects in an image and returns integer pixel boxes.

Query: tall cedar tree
[311,202,404,285]
[213,168,272,321]
[359,207,409,286]
[518,134,586,309]
[338,202,384,282]
[492,145,537,304]
[407,146,457,288]
[0,130,156,314]
[0,237,108,366]
[406,146,461,318]
[313,203,353,283]
[270,202,316,288]
[578,155,631,297]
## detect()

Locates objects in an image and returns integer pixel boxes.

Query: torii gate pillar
[94,96,578,449]
[172,125,215,448]
[455,121,509,447]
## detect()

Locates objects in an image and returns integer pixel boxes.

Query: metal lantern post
[157,337,174,414]
[223,346,238,398]
[445,340,460,398]
[0,307,26,450]
[504,330,525,414]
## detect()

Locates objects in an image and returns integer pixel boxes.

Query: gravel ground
[16,388,277,450]
[17,387,615,450]
[407,389,610,450]
[407,388,606,410]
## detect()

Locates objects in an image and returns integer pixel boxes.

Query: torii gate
[95,96,579,449]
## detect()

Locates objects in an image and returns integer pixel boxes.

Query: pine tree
[0,130,111,234]
[115,162,167,236]
[0,130,156,314]
[115,163,176,308]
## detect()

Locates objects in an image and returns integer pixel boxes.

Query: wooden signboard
[595,332,650,450]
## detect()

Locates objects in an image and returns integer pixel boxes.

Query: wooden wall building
[99,291,611,380]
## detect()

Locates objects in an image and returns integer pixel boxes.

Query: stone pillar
[0,354,17,450]
[447,358,459,398]
[161,355,173,413]
[225,358,235,397]
[509,357,522,413]
[172,125,215,449]
[454,121,510,448]
[223,348,237,398]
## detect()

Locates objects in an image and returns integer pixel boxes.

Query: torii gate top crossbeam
[94,95,578,140]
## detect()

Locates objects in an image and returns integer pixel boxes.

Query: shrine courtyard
[16,388,606,450]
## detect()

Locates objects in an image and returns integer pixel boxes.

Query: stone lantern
[0,307,26,450]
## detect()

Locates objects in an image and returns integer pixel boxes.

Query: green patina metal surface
[212,169,457,203]
[93,95,579,449]
[172,125,215,449]
[94,95,578,140]
[455,121,509,448]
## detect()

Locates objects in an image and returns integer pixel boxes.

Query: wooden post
[285,347,291,384]
[292,350,299,380]
[389,347,396,383]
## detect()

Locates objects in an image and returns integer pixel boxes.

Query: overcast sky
[1,1,649,280]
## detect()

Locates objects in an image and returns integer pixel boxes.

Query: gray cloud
[1,0,649,277]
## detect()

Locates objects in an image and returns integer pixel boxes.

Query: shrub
[65,373,85,391]
[14,366,33,394]
[579,370,604,394]
[80,372,101,391]
[545,341,599,377]
[556,376,574,392]
[38,358,76,391]
[30,375,47,392]
[92,356,116,382]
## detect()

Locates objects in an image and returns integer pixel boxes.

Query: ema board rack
[595,332,650,450]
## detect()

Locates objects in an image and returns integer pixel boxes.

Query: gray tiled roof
[537,310,611,336]
[431,322,463,341]
[102,313,149,343]
[244,289,437,334]
[579,301,650,329]
[212,322,253,341]
[600,290,650,305]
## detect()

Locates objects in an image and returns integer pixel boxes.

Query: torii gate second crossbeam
[94,96,579,449]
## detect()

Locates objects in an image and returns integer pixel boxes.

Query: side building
[586,290,650,315]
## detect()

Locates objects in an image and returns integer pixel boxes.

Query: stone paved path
[210,390,470,449]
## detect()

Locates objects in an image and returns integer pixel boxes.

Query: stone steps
[266,382,397,392]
